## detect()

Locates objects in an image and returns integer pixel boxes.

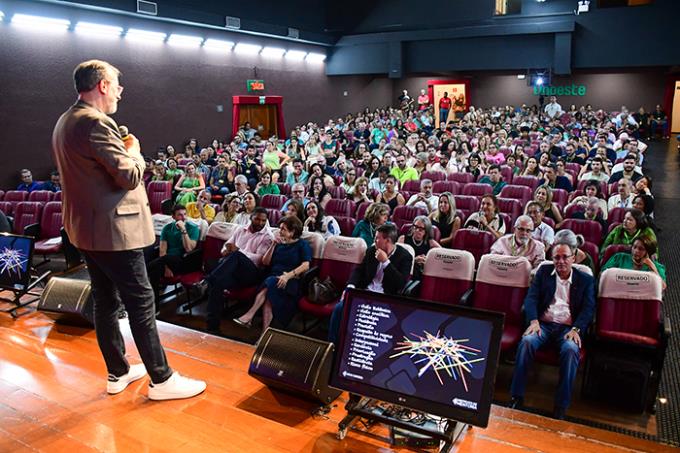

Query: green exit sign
[533,84,587,96]
[247,79,265,92]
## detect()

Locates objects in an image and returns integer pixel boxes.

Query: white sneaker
[107,363,147,395]
[148,372,206,401]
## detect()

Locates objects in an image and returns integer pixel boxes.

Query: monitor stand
[0,270,51,318]
[337,394,467,452]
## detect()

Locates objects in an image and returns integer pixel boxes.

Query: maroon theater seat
[325,199,357,218]
[560,218,604,247]
[447,173,475,184]
[462,183,493,198]
[511,175,539,191]
[261,194,287,210]
[419,248,475,305]
[28,190,54,203]
[451,229,496,265]
[421,171,447,182]
[496,198,522,224]
[392,205,427,229]
[473,254,532,352]
[34,201,63,255]
[499,185,533,205]
[432,180,460,195]
[146,181,172,215]
[298,236,367,318]
[13,201,44,236]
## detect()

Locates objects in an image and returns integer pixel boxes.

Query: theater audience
[406,178,438,213]
[148,204,199,310]
[255,171,281,197]
[41,171,61,192]
[284,199,306,223]
[303,201,340,240]
[607,178,635,210]
[353,202,390,247]
[234,192,259,226]
[429,192,461,248]
[214,194,241,223]
[17,169,41,192]
[397,215,440,279]
[464,194,506,239]
[208,155,234,196]
[201,207,274,334]
[601,235,666,287]
[185,190,216,224]
[601,208,657,253]
[570,197,608,238]
[491,215,545,269]
[234,216,311,332]
[565,180,608,220]
[533,185,563,225]
[174,162,205,205]
[478,165,507,196]
[376,175,405,213]
[165,158,183,180]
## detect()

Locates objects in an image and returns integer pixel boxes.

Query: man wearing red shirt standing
[438,92,452,127]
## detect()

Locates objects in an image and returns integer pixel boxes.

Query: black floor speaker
[248,328,341,405]
[38,277,94,327]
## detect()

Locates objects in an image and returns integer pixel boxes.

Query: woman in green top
[601,209,657,254]
[174,162,204,206]
[165,158,184,181]
[351,202,390,247]
[255,171,281,197]
[262,140,290,182]
[602,235,666,288]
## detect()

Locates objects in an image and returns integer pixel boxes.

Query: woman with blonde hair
[533,184,563,224]
[429,192,460,248]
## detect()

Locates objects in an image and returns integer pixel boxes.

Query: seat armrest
[459,288,474,306]
[401,280,420,297]
[662,316,671,339]
[300,266,320,289]
[23,222,40,238]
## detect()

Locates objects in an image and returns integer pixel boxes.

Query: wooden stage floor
[0,305,677,453]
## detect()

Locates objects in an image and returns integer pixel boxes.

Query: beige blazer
[52,100,155,251]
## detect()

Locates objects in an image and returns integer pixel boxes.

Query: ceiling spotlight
[306,52,326,62]
[125,28,167,43]
[535,77,544,86]
[168,34,203,47]
[261,47,285,58]
[204,39,234,51]
[11,13,70,31]
[75,22,123,38]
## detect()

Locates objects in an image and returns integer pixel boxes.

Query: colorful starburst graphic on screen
[0,247,28,278]
[390,330,485,392]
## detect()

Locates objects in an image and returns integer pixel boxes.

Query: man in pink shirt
[490,215,545,269]
[204,207,273,333]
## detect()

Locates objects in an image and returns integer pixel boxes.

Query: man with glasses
[509,242,595,420]
[490,215,545,269]
[280,183,309,212]
[52,60,205,400]
[390,154,418,185]
[406,178,438,213]
[525,201,554,247]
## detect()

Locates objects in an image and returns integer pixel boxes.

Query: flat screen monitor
[330,289,504,428]
[0,233,35,291]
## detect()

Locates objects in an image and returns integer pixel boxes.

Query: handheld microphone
[119,125,129,140]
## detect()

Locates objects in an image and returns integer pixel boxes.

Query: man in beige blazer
[52,60,205,400]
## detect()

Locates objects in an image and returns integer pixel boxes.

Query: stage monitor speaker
[38,277,94,327]
[248,328,341,405]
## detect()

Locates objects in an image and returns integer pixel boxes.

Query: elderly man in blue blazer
[509,242,596,420]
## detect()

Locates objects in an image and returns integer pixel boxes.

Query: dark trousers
[205,251,262,329]
[510,322,581,410]
[147,254,189,307]
[81,249,173,384]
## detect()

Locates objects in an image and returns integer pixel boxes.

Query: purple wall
[395,72,667,112]
[0,25,392,188]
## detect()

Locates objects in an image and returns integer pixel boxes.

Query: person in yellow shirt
[389,154,419,185]
[186,190,216,223]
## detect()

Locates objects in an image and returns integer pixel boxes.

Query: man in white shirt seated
[607,177,635,211]
[509,242,596,420]
[202,208,274,334]
[368,166,390,193]
[406,179,438,213]
[490,215,546,269]
[526,201,555,247]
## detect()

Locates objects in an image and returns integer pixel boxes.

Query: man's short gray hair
[234,174,247,184]
[420,178,432,189]
[514,215,533,228]
[553,229,583,253]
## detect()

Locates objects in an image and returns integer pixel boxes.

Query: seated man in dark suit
[509,242,596,419]
[328,223,413,343]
